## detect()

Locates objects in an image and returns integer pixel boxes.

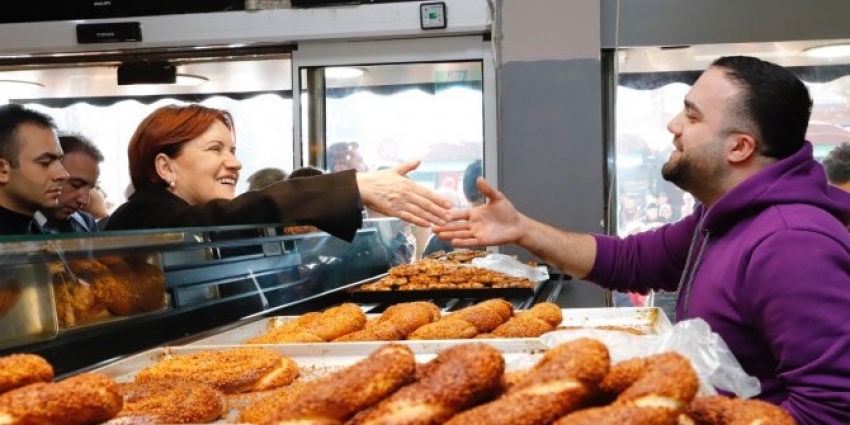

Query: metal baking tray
[186,307,670,346]
[350,286,535,303]
[348,263,543,303]
[555,306,671,334]
[90,340,547,424]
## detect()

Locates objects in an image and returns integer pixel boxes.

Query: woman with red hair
[106,104,450,241]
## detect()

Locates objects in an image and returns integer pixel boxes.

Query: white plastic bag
[538,318,761,398]
[469,253,549,282]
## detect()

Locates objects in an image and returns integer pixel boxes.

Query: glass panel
[1,55,294,208]
[301,62,484,202]
[0,220,405,337]
[612,41,850,313]
[300,61,485,259]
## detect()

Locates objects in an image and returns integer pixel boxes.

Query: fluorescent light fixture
[0,54,33,60]
[803,43,850,59]
[0,80,44,95]
[0,79,43,88]
[693,51,795,63]
[175,74,209,86]
[325,67,365,79]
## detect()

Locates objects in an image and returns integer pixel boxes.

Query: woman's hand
[357,160,453,227]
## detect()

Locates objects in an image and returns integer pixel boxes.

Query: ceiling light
[0,80,43,88]
[803,43,850,59]
[175,74,209,86]
[325,67,365,79]
[0,80,44,96]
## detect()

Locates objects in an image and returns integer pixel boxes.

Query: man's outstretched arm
[433,177,597,278]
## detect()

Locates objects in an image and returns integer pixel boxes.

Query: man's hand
[436,177,597,278]
[357,160,453,227]
[433,177,525,247]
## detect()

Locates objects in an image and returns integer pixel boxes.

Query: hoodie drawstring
[676,212,710,321]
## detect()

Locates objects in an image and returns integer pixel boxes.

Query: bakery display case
[0,220,400,375]
[0,232,183,350]
[0,218,568,376]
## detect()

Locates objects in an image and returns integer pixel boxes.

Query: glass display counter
[0,220,397,375]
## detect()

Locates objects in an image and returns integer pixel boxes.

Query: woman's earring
[169,180,176,188]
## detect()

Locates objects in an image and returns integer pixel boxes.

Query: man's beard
[661,151,706,197]
[661,153,688,189]
[660,145,721,204]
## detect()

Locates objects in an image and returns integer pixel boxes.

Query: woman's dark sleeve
[109,170,364,241]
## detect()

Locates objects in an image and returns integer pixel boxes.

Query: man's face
[646,207,659,220]
[662,67,741,199]
[52,151,100,221]
[0,123,68,215]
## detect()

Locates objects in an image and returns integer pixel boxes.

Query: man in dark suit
[0,105,69,235]
[34,134,103,233]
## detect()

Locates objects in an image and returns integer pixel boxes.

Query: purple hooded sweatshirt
[588,142,850,425]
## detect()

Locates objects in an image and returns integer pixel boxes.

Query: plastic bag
[469,253,549,282]
[537,318,761,398]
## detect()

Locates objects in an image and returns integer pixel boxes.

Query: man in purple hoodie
[436,56,850,424]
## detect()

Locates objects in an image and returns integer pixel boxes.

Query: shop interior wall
[497,0,606,307]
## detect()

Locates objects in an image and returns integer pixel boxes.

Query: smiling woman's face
[158,120,242,205]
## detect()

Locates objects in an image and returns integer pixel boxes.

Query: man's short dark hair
[711,56,813,160]
[0,104,57,168]
[58,133,104,163]
[288,166,324,180]
[823,142,850,185]
[247,167,287,190]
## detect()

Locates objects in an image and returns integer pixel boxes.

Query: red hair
[128,104,234,188]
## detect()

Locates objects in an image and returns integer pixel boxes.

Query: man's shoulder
[725,204,850,267]
[0,204,35,235]
[759,203,849,238]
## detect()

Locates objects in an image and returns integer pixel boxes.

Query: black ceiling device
[1,0,245,24]
[290,0,419,7]
[77,22,142,44]
[117,62,176,85]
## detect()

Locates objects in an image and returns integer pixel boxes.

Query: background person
[83,184,110,220]
[462,159,484,206]
[84,184,113,230]
[246,167,287,191]
[658,203,675,223]
[822,142,850,193]
[35,134,103,233]
[287,166,325,179]
[105,104,453,241]
[436,56,850,424]
[421,159,485,256]
[678,192,696,219]
[641,202,664,228]
[327,141,368,172]
[0,104,68,235]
